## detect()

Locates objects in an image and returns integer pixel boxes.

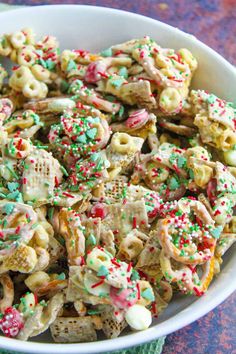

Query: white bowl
[0,5,235,354]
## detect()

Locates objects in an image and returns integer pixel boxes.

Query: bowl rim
[0,4,235,353]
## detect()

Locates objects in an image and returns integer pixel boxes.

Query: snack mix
[0,30,235,342]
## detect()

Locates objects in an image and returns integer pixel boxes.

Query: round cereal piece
[110,132,135,154]
[223,149,236,167]
[31,64,51,82]
[219,129,236,151]
[9,31,26,49]
[7,138,32,159]
[10,49,18,62]
[146,160,169,185]
[0,36,12,56]
[18,45,37,66]
[159,87,182,114]
[155,53,171,69]
[22,27,35,45]
[22,79,43,98]
[179,48,198,71]
[39,82,48,98]
[125,304,152,330]
[9,66,33,91]
[86,248,112,272]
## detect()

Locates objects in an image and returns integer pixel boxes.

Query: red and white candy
[85,61,107,83]
[125,109,149,129]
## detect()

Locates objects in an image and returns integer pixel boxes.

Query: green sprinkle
[118,105,125,117]
[48,207,54,221]
[60,165,69,177]
[180,249,185,256]
[87,309,101,315]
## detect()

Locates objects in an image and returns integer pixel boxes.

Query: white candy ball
[125,304,152,331]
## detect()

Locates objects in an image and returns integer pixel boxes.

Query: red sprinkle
[132,216,137,229]
[62,192,74,198]
[54,176,59,188]
[193,287,204,297]
[111,259,121,268]
[91,279,105,288]
[127,262,132,272]
[136,283,141,300]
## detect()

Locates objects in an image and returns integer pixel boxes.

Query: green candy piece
[119,67,128,78]
[141,288,155,301]
[111,78,124,88]
[3,203,15,215]
[169,177,180,191]
[77,134,87,144]
[97,265,109,277]
[86,234,97,246]
[67,59,77,72]
[100,48,113,57]
[177,156,187,168]
[7,182,19,192]
[210,226,223,239]
[86,128,97,140]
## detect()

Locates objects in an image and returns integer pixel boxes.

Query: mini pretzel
[158,118,196,137]
[69,80,121,113]
[160,250,215,295]
[157,199,216,265]
[0,274,14,312]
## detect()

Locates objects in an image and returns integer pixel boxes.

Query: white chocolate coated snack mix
[0,29,235,342]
